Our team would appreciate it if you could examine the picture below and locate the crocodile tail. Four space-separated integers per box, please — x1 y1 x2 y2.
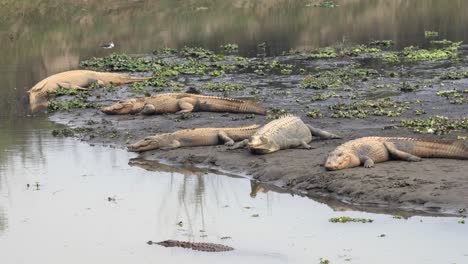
123 76 151 83
411 139 468 159
242 100 266 115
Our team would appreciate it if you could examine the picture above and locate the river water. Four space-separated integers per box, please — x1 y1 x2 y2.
1 1 468 263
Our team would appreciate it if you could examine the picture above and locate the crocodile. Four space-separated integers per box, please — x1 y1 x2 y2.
127 125 260 152
28 70 150 111
230 115 341 154
325 137 468 171
147 240 234 252
128 158 206 176
100 93 266 115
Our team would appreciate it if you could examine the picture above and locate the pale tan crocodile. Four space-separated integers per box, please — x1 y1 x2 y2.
231 114 341 154
325 137 468 170
28 70 149 112
127 125 260 152
100 93 266 115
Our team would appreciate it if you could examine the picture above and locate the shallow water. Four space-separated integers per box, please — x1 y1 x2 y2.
1 0 468 263
1 124 467 264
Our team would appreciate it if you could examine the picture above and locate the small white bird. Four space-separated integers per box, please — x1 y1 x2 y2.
100 41 115 49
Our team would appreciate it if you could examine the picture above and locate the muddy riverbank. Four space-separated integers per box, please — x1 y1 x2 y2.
46 41 468 215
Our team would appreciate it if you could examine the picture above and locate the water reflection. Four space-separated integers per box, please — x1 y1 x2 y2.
2 0 468 117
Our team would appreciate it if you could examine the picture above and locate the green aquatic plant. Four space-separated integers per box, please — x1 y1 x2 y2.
329 216 373 223
311 91 338 101
401 115 468 134
307 47 337 59
369 40 394 48
436 89 467 104
380 52 400 63
130 78 167 96
266 108 288 119
424 31 439 38
220 43 239 53
306 109 323 118
307 0 338 8
402 42 461 61
329 99 411 119
439 70 468 80
48 98 96 112
180 46 213 59
399 82 419 92
300 75 341 90
80 53 165 72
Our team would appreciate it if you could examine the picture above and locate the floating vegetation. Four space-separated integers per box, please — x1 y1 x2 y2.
51 87 80 96
369 40 394 48
180 46 213 59
459 220 465 224
436 89 468 104
380 52 400 63
204 83 246 92
399 82 420 92
307 0 338 8
439 70 468 80
393 214 403 219
402 42 461 61
306 109 323 118
301 75 341 89
329 216 374 223
329 99 412 119
319 258 331 264
401 115 468 134
48 98 96 112
220 43 239 53
80 53 165 72
310 91 338 101
307 47 337 59
130 78 167 96
424 31 439 38
266 108 288 119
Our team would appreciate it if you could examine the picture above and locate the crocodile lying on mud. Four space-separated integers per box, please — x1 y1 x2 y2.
100 93 266 115
231 115 341 154
325 137 468 170
127 125 260 152
147 240 234 252
28 70 150 112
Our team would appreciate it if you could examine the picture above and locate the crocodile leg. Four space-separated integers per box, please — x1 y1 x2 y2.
177 98 195 113
218 132 235 146
300 140 312 149
306 125 341 139
383 142 423 162
57 82 88 90
229 139 249 149
359 155 375 168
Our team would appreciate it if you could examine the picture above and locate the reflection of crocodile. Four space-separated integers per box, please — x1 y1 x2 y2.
128 158 206 176
28 70 150 112
127 125 260 152
100 93 266 115
231 115 340 154
325 137 468 170
148 240 234 252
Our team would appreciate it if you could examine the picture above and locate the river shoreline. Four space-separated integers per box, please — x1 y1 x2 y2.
47 43 468 216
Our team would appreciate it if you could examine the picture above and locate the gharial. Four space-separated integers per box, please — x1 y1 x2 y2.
127 125 261 152
324 137 468 171
230 114 341 154
28 70 150 112
100 93 266 115
147 240 234 252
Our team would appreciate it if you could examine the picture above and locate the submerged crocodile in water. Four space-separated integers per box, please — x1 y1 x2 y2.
324 137 468 171
127 125 260 152
28 70 150 112
147 240 234 252
100 93 266 115
230 114 341 154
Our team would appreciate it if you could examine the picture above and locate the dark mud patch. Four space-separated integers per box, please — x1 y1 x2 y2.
47 43 468 216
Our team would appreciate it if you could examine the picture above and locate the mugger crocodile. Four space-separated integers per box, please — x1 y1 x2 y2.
324 137 468 170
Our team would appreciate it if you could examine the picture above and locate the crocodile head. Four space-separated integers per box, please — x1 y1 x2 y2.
324 149 359 171
247 136 280 154
127 134 172 152
100 98 145 114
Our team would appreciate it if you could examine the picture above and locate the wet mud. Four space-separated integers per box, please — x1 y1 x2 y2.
46 43 468 215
